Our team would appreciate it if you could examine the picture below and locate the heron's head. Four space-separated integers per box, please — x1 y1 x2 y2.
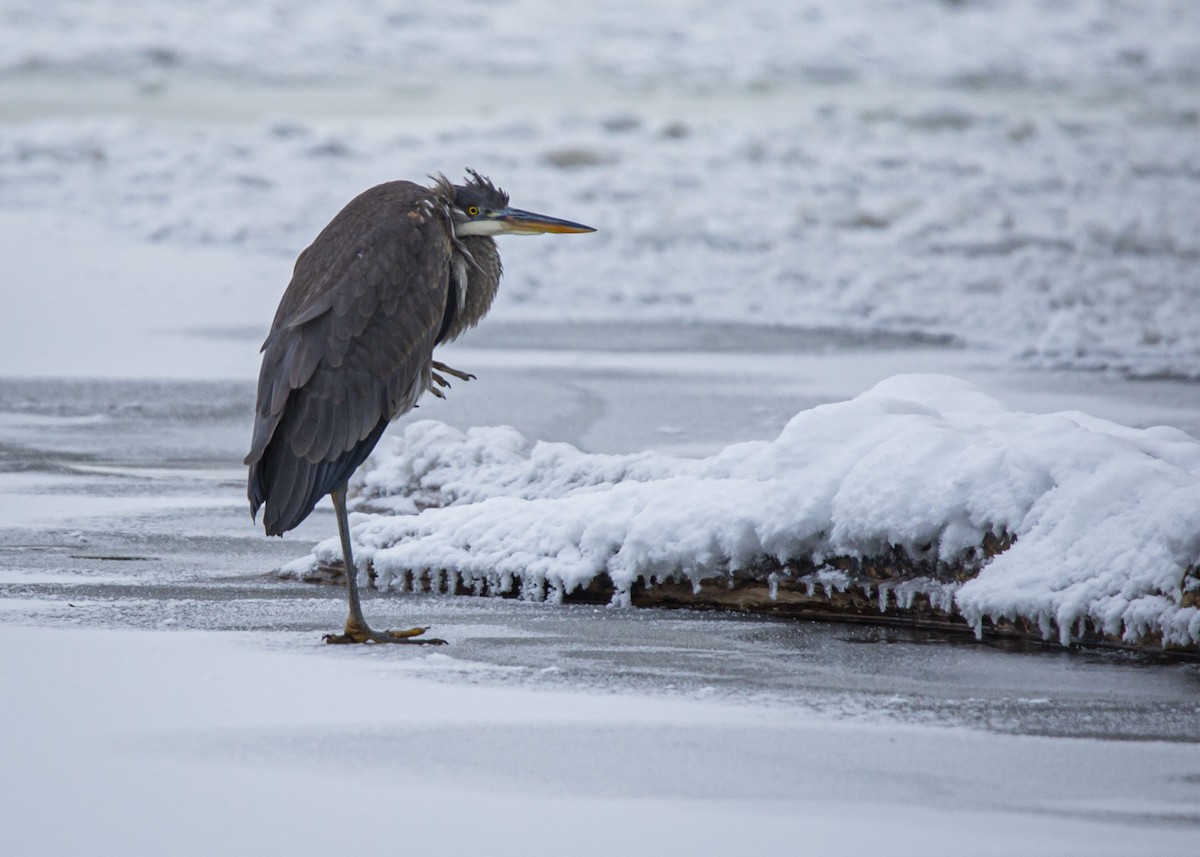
450 169 595 237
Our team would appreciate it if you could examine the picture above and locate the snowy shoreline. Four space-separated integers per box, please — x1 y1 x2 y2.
6 92 1198 378
5 6 1200 379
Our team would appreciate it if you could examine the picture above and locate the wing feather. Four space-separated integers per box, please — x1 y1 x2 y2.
246 181 453 534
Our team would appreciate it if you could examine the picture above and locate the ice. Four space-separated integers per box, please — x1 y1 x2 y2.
301 375 1200 647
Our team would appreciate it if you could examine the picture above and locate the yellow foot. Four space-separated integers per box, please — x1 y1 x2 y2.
323 623 448 645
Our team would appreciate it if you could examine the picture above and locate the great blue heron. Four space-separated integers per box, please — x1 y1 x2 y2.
245 171 594 644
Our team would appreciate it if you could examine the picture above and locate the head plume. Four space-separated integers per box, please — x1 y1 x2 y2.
461 169 509 207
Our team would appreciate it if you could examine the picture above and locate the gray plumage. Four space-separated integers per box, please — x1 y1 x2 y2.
243 170 593 644
248 178 467 534
245 171 591 538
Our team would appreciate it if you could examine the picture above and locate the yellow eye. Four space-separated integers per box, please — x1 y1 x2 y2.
467 206 480 216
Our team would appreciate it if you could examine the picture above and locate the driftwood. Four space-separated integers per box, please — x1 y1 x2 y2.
284 529 1200 658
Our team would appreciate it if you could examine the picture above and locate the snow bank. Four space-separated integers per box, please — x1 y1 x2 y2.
293 375 1200 649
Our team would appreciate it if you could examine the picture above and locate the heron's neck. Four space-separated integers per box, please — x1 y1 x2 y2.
443 236 502 343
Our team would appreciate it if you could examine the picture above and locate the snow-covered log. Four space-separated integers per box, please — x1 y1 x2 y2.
282 375 1200 653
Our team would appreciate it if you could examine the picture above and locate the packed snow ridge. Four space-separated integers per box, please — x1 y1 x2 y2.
289 375 1200 649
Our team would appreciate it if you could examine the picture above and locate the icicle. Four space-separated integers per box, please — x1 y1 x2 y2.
877 585 889 613
1037 612 1053 641
964 608 985 640
767 573 779 602
1122 616 1148 644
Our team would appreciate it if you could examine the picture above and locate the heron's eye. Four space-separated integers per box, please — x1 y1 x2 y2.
467 205 480 217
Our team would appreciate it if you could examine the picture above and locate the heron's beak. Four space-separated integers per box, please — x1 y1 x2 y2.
491 207 596 235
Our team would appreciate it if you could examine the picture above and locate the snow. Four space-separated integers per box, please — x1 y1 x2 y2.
2 0 1198 89
1 2 1199 377
6 101 1200 378
0 209 283 378
295 375 1200 648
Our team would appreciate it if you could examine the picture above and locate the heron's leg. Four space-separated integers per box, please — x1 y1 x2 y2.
323 487 447 646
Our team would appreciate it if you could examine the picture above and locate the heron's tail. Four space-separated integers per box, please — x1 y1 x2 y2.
246 418 389 536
